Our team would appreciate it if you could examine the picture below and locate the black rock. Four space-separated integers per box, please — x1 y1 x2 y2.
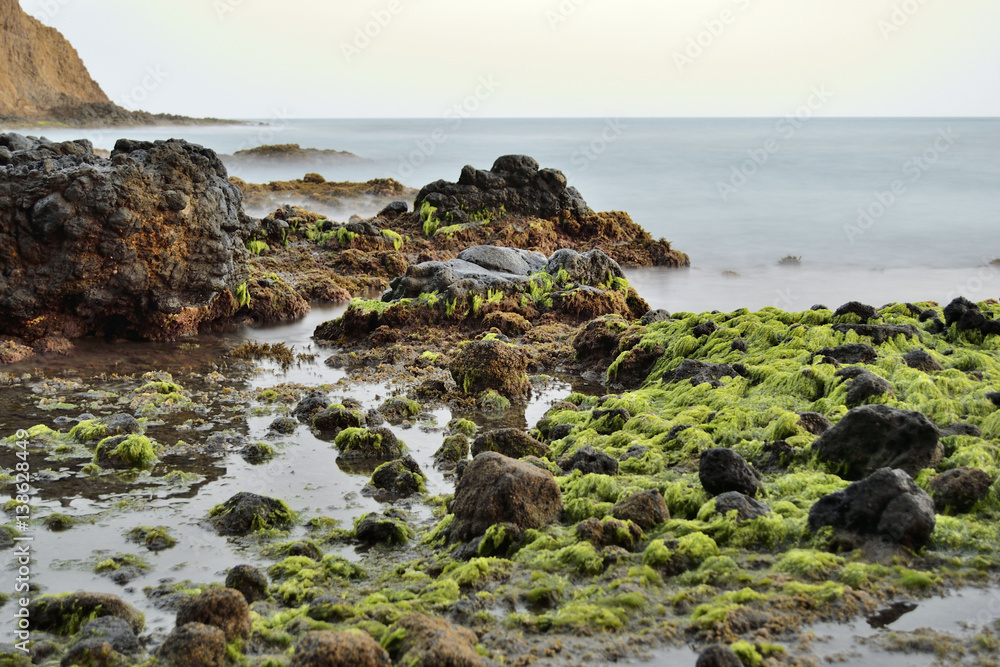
714 491 770 521
836 368 894 405
225 564 269 604
696 645 743 667
797 412 833 435
699 448 762 497
808 468 936 549
560 445 619 476
833 301 877 322
815 343 877 365
663 359 739 388
293 391 330 423
76 616 141 655
378 200 408 218
812 404 941 480
832 323 920 344
640 309 671 325
903 349 944 372
268 416 297 435
730 338 748 352
692 321 717 337
930 467 993 514
940 422 981 438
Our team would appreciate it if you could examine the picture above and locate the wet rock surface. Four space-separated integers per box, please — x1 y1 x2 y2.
699 448 762 498
175 588 251 642
384 614 488 667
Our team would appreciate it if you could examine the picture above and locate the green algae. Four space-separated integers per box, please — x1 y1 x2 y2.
68 419 106 442
95 434 157 469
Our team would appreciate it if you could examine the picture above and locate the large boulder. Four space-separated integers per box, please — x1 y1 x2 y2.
450 452 562 541
27 592 144 635
808 468 936 549
208 492 295 536
472 428 549 459
812 405 942 480
943 296 1000 336
450 338 531 400
545 248 624 285
416 155 588 223
457 245 547 275
930 467 993 514
0 134 254 341
383 614 487 667
157 623 226 667
699 448 762 497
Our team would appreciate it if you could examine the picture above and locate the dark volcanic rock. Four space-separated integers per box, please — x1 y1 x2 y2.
472 428 549 459
225 564 269 604
383 614 486 667
611 489 670 529
450 452 562 541
60 639 129 667
175 588 251 642
640 309 671 325
930 467 993 514
662 359 739 387
608 343 664 389
812 405 941 480
0 134 254 342
416 155 588 223
833 301 877 322
293 391 330 422
699 448 762 497
797 411 833 435
450 338 531 400
208 492 294 536
942 296 1000 337
157 623 227 667
815 343 877 365
714 491 770 521
808 468 936 549
290 630 391 667
836 368 894 405
903 349 944 372
368 455 425 500
354 509 412 545
560 445 619 476
940 422 981 438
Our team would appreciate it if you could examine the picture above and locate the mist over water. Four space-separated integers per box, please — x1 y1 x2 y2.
41 117 1000 311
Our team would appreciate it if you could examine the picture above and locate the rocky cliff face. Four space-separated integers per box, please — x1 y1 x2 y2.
0 0 110 119
0 133 254 341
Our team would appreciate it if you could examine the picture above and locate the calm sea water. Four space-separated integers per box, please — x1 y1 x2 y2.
23 118 1000 312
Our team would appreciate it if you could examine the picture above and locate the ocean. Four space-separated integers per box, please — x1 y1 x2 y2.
25 117 1000 313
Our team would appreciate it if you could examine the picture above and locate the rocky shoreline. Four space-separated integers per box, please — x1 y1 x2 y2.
1 135 999 667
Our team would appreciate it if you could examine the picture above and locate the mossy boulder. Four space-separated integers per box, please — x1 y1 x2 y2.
450 452 562 541
812 405 942 480
481 311 532 337
382 613 486 667
450 338 531 400
378 396 421 423
157 623 226 667
27 592 144 635
312 406 366 434
59 639 130 667
368 456 426 500
93 434 157 469
471 428 549 459
575 516 644 551
930 467 993 514
290 630 390 667
355 509 413 546
294 391 331 422
334 427 404 462
808 467 936 549
434 434 470 469
225 564 270 604
611 489 670 530
208 491 296 535
175 588 251 642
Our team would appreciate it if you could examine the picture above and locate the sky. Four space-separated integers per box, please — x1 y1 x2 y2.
20 0 1000 119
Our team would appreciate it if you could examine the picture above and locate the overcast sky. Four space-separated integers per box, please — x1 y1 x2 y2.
20 0 1000 119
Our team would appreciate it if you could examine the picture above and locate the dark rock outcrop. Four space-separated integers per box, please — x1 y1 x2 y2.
943 296 1000 337
699 448 762 498
815 343 877 365
835 367 894 405
449 452 562 541
28 592 144 635
808 468 936 549
797 412 832 435
903 349 944 372
416 155 588 223
0 134 254 343
367 456 425 501
73 616 141 656
930 467 993 514
696 645 744 667
225 564 269 604
812 405 941 480
208 492 295 536
833 301 877 322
